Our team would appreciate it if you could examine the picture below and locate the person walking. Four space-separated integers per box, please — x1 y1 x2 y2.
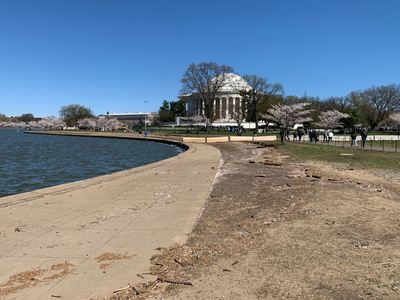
351 131 358 147
293 130 298 141
323 129 328 143
328 130 333 143
299 129 304 142
360 127 368 148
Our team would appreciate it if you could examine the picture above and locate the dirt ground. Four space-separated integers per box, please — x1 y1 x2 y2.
110 142 400 300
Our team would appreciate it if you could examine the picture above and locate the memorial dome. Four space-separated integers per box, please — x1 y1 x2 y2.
212 73 251 93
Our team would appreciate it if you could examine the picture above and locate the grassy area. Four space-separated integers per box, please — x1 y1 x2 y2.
265 141 400 171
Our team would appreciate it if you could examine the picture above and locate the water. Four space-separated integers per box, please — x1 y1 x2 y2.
0 129 185 197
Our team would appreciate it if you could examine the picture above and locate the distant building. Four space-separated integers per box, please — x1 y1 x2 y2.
98 112 152 125
178 73 251 121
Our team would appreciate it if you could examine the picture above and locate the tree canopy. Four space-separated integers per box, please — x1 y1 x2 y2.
314 110 350 129
19 113 34 122
59 104 94 126
263 103 313 143
0 113 8 122
169 100 186 117
180 62 235 131
240 74 283 131
350 84 400 129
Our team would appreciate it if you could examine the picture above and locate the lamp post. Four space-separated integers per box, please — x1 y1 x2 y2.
144 101 147 130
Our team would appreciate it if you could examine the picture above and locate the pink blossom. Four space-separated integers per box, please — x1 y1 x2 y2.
390 112 400 124
263 103 314 129
314 110 350 128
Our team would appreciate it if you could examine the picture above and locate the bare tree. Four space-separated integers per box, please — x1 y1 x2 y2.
263 103 313 143
240 74 283 132
314 110 350 129
323 96 350 111
351 84 400 129
180 62 235 132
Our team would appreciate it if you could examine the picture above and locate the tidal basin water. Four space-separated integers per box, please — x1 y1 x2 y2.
0 129 185 198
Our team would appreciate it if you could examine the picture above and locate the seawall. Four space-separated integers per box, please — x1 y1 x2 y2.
0 131 221 300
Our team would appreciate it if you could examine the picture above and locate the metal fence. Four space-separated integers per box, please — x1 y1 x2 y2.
286 135 399 152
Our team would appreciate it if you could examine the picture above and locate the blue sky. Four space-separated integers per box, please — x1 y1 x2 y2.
1 0 399 118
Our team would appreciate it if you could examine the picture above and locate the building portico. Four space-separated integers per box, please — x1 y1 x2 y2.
180 73 251 122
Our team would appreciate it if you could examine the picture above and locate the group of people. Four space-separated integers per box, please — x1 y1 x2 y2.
280 128 306 142
287 128 334 143
350 127 368 148
282 127 369 148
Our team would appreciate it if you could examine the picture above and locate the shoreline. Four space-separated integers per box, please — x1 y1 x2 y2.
0 132 221 299
0 130 188 199
25 130 190 149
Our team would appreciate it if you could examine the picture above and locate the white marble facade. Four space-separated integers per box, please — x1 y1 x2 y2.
179 73 251 121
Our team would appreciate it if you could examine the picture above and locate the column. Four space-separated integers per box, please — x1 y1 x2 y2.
225 97 229 119
228 97 233 117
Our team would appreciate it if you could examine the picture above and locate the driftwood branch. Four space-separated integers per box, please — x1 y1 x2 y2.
113 283 132 293
174 259 184 267
157 277 193 286
150 254 161 261
141 272 155 275
132 285 140 295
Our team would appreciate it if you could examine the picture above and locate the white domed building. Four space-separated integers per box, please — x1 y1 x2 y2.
178 73 255 126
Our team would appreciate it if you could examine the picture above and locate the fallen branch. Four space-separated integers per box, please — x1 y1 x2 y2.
157 277 193 286
113 283 131 293
174 259 184 267
132 285 140 295
263 161 282 166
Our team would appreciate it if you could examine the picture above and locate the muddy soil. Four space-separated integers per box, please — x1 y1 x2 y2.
110 142 400 300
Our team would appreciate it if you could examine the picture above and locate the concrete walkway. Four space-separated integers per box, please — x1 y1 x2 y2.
0 132 220 299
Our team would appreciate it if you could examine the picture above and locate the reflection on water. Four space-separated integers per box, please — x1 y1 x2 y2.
0 130 184 197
